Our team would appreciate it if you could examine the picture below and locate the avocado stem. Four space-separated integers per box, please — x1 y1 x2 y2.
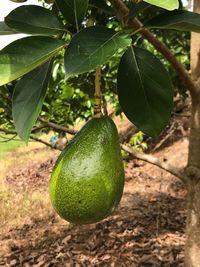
94 67 103 118
103 95 108 116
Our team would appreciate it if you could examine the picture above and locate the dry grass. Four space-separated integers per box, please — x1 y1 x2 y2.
0 138 57 234
0 190 53 233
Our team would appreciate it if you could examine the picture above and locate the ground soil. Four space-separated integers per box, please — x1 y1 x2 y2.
0 129 189 267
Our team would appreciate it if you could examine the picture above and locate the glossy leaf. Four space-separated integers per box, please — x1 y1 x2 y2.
56 0 88 28
117 46 173 137
64 26 131 79
144 0 179 10
12 61 52 141
5 5 65 36
146 10 200 32
0 36 65 86
0 21 17 35
9 0 27 2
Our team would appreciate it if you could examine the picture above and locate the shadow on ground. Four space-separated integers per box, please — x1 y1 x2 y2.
1 190 186 267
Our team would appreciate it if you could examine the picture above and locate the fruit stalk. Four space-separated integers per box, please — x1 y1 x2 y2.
94 67 103 118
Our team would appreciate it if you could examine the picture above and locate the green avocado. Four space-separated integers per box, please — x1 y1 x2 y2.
49 116 125 224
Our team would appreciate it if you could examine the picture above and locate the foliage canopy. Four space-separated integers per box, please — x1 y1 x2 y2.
0 0 196 142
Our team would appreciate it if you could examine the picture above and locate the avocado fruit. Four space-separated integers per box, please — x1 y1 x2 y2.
49 116 125 224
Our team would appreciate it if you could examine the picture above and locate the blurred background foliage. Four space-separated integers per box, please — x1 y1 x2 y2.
0 0 190 136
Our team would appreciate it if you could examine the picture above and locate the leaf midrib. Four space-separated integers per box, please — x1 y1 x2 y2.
131 46 155 134
66 31 128 77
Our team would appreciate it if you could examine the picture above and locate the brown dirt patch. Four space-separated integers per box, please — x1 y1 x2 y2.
0 137 188 266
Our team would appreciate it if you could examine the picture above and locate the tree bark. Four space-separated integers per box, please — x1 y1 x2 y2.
185 180 200 267
190 0 200 86
185 94 200 267
187 0 194 11
110 0 200 265
185 95 200 267
185 1 200 266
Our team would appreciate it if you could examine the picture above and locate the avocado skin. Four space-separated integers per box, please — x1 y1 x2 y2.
49 116 125 224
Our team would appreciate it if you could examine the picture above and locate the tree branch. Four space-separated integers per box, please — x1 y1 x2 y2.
0 127 186 181
38 118 77 135
121 144 185 182
30 136 62 151
0 133 17 142
0 128 16 135
0 128 62 151
0 118 78 137
110 0 198 98
32 124 48 133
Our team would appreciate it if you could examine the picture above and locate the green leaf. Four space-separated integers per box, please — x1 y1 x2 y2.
143 0 179 10
56 0 88 28
0 21 18 35
129 2 151 19
5 5 65 36
117 46 173 138
9 0 27 2
89 0 114 14
12 61 52 142
0 36 65 86
146 10 200 32
64 26 131 79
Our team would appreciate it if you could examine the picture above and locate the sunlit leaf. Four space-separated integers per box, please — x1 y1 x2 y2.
144 0 179 10
5 5 65 35
0 36 65 86
64 26 131 79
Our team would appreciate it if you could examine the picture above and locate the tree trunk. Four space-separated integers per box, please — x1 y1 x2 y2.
185 97 200 267
185 181 200 267
190 0 200 85
185 1 200 265
187 0 193 11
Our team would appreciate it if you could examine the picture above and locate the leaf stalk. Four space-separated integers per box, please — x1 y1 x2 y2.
94 66 103 118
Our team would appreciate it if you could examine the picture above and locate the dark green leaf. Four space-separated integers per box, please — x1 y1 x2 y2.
10 0 27 2
0 21 18 35
0 36 65 86
12 61 52 142
5 5 65 36
117 46 173 137
146 10 200 32
64 26 131 79
56 0 88 28
89 0 114 14
144 0 179 10
129 2 151 19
